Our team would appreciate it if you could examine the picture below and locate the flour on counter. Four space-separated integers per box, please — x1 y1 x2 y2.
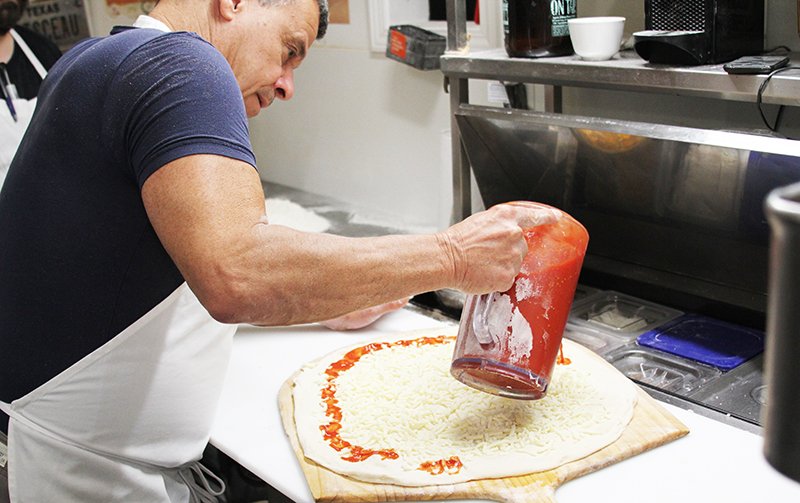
265 198 331 233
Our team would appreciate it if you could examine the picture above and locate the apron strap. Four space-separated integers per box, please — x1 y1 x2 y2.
173 461 226 503
8 29 48 80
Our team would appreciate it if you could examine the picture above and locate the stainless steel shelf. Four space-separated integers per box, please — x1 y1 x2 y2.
441 48 800 106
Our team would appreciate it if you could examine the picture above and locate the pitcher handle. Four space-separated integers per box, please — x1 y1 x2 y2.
472 292 499 346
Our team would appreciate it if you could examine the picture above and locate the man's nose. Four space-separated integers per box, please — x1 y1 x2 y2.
274 68 295 101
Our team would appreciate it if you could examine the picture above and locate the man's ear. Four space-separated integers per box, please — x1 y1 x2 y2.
217 0 244 22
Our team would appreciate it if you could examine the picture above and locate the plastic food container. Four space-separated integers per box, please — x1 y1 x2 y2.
563 323 628 356
637 314 764 371
570 284 603 307
569 291 683 340
604 346 721 395
689 358 765 424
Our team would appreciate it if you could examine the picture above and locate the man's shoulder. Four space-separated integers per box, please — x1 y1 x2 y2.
96 27 224 76
109 26 214 53
65 28 222 81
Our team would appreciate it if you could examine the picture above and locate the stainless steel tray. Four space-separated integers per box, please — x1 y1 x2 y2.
688 355 765 424
604 345 722 395
563 322 628 356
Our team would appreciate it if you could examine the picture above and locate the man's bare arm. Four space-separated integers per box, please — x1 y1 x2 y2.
141 154 554 326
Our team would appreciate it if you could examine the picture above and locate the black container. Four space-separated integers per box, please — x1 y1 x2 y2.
503 0 576 58
763 181 800 483
634 0 764 65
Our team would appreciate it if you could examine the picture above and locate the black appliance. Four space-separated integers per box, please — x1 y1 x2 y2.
763 182 800 483
634 0 764 65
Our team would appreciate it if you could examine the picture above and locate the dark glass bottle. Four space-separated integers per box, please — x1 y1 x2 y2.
503 0 577 58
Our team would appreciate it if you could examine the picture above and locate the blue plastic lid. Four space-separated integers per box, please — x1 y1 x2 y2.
636 314 764 371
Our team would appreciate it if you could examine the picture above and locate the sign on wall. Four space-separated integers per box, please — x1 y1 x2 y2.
18 0 92 52
330 0 349 24
105 0 154 19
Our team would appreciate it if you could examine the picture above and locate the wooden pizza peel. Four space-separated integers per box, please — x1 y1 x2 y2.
277 338 689 503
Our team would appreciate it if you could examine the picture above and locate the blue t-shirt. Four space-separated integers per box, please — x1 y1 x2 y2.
0 27 257 433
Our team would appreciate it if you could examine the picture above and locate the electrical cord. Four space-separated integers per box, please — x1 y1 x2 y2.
764 45 792 55
756 64 800 134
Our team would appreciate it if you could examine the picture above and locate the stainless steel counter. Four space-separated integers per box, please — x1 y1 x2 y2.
441 48 800 106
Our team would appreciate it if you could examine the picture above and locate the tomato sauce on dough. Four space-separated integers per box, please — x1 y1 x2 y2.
320 335 465 474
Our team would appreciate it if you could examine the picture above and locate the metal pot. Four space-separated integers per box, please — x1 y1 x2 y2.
763 181 800 483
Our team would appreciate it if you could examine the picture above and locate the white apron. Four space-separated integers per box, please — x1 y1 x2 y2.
0 283 236 502
0 29 46 190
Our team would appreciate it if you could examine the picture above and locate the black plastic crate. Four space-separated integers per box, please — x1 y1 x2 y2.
386 25 446 71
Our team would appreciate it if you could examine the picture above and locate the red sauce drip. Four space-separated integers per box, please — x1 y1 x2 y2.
320 335 456 465
557 343 572 365
342 445 399 462
418 456 463 475
328 436 351 452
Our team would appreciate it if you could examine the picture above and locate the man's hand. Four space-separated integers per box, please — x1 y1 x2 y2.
436 204 560 294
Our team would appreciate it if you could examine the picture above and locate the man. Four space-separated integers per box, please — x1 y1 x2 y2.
0 0 61 187
0 0 557 500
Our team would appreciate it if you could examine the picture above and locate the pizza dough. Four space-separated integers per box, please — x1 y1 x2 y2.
291 327 637 486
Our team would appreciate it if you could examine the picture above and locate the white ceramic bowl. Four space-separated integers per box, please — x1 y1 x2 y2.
568 16 626 61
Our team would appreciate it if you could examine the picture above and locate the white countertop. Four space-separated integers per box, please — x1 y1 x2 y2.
210 308 800 503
